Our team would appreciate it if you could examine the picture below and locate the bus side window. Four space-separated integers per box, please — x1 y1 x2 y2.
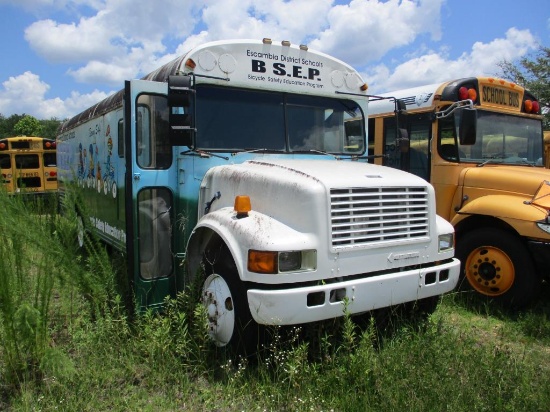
382 115 430 180
439 116 460 161
136 94 171 169
44 153 57 167
0 154 10 168
382 117 399 168
138 188 173 280
408 115 430 181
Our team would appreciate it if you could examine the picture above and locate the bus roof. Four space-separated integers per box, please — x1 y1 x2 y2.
60 39 367 133
368 82 450 116
368 76 537 117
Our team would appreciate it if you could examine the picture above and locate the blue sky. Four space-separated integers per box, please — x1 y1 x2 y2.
0 0 548 120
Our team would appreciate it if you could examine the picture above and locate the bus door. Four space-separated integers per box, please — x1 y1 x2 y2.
382 114 431 181
124 79 178 310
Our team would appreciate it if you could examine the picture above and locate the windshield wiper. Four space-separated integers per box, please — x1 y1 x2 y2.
477 156 536 167
477 159 505 167
180 149 229 160
291 149 340 159
514 158 535 167
233 148 287 155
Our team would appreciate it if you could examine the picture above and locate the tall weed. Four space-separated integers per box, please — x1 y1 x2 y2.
0 189 119 394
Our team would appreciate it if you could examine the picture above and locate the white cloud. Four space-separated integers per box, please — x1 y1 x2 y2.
176 0 333 53
24 0 200 85
0 0 543 119
0 0 103 14
364 27 539 93
20 0 446 88
309 0 445 67
0 71 112 118
25 18 121 63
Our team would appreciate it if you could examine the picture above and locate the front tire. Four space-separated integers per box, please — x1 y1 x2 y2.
201 247 264 356
456 227 540 308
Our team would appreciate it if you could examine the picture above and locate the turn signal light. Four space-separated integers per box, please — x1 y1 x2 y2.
248 250 277 274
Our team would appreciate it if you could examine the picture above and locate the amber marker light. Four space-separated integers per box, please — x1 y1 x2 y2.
234 195 251 218
360 83 368 91
185 58 197 69
248 250 278 274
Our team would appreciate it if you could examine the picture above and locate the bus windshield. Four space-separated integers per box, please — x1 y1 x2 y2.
195 86 365 154
455 111 543 166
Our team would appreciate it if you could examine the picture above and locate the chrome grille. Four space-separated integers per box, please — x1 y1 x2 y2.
330 187 429 248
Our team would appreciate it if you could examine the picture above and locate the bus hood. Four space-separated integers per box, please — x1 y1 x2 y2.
200 158 434 231
460 166 550 199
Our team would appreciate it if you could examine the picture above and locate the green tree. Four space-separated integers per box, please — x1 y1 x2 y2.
13 115 43 136
40 118 63 140
0 113 25 138
498 45 550 129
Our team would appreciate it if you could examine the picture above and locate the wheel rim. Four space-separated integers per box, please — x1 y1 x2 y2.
464 245 515 296
202 274 235 347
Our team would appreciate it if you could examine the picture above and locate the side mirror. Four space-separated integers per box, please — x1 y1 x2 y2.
459 108 477 145
396 99 407 114
396 128 410 153
396 128 411 171
168 75 195 146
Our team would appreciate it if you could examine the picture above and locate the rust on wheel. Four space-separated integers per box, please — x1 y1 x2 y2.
464 245 514 297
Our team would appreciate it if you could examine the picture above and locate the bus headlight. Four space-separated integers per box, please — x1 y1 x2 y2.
279 251 301 272
248 249 317 274
536 222 550 235
438 233 454 252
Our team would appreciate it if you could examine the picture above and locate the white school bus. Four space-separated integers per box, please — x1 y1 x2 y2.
368 77 550 308
57 39 459 354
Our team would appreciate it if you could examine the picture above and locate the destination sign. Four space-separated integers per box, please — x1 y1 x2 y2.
480 82 523 112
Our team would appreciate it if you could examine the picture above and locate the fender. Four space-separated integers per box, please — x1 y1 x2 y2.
186 207 316 284
452 194 549 238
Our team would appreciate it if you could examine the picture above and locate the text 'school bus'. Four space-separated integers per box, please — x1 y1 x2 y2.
368 77 550 308
57 39 460 354
0 136 57 195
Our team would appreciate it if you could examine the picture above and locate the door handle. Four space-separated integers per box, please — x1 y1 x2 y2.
133 173 141 181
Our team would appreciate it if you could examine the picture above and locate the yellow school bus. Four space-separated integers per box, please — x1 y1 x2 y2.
0 136 58 195
368 77 549 308
544 131 550 169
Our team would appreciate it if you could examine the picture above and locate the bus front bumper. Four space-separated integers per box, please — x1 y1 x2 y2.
528 240 550 277
247 258 460 325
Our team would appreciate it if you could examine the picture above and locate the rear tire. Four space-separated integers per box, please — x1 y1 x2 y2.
456 227 540 308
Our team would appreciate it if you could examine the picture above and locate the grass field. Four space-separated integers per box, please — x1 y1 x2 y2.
1 192 549 411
